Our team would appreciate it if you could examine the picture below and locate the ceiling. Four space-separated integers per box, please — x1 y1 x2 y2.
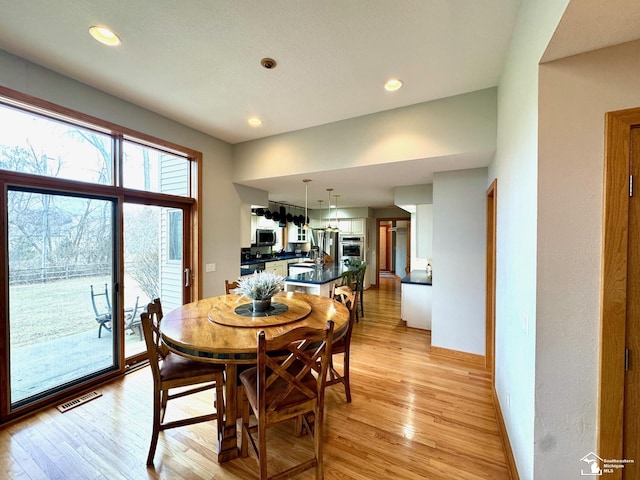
0 0 528 209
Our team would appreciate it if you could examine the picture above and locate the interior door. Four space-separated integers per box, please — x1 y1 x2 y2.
623 127 640 478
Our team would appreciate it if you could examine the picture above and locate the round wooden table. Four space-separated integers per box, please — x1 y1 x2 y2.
161 291 349 463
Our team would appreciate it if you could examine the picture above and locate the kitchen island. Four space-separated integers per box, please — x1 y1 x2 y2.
284 262 349 297
401 270 432 330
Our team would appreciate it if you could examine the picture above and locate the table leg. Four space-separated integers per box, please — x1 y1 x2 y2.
217 363 239 462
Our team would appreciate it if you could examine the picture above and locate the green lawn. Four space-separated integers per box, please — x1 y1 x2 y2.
9 275 143 348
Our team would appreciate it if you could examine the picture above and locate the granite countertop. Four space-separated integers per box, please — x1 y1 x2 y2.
241 253 307 266
285 262 350 285
401 270 433 286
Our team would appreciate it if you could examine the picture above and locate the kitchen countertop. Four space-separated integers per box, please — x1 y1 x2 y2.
401 270 433 286
241 253 308 266
285 262 351 285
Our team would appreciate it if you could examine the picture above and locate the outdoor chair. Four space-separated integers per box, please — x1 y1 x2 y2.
239 320 335 480
90 283 112 338
90 284 142 339
141 298 226 466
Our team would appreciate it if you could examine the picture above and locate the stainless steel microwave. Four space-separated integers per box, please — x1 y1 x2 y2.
256 229 276 246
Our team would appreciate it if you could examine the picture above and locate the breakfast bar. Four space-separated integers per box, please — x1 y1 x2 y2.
284 262 349 297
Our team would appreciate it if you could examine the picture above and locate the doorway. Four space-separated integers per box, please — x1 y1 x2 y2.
486 180 497 376
376 218 410 283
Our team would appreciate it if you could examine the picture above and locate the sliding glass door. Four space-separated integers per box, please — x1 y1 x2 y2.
122 203 186 359
0 88 199 420
7 187 118 408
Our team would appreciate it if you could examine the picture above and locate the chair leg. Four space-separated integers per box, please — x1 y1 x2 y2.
343 350 352 403
314 407 324 480
159 389 169 424
147 389 162 466
258 417 268 480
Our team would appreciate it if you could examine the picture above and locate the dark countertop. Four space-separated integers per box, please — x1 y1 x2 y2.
285 262 350 285
401 270 433 286
241 253 307 266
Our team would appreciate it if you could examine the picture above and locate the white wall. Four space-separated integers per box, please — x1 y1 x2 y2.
535 39 640 479
233 88 497 182
431 168 487 355
0 49 239 298
489 1 569 478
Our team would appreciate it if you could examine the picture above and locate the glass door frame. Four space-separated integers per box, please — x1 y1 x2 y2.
121 194 194 367
0 172 197 421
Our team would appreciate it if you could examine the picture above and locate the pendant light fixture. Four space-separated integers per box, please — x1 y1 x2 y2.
333 194 341 233
326 188 334 231
303 179 311 230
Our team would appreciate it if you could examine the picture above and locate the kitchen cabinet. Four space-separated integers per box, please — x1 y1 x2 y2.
338 218 364 235
264 260 288 277
400 271 432 330
287 225 309 243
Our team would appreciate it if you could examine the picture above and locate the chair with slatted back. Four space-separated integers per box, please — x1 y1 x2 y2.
141 298 226 466
225 280 240 294
327 285 358 403
239 320 335 480
90 283 112 338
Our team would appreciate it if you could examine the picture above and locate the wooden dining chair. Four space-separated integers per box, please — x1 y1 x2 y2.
141 298 226 466
328 285 358 403
239 320 335 480
225 279 240 294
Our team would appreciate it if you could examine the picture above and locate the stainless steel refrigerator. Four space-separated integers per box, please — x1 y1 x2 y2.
312 229 339 261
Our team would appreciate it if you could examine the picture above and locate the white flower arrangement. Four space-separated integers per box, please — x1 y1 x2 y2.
236 270 284 300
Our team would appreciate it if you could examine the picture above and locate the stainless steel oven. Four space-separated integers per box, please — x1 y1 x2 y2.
339 236 364 261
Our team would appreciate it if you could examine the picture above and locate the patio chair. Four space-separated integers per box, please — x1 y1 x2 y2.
90 284 142 339
90 283 112 338
124 296 142 340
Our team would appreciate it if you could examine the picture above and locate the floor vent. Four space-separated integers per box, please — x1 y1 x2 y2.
57 391 102 413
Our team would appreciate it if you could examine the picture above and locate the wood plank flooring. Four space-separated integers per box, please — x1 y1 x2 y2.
0 277 510 479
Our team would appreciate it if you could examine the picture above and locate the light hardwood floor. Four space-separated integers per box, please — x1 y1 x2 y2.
1 277 510 480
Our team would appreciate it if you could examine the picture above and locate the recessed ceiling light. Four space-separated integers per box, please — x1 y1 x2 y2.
248 117 262 127
89 26 121 46
384 79 403 91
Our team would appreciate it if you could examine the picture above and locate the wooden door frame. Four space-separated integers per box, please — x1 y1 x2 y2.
375 217 410 285
486 179 497 375
599 107 640 468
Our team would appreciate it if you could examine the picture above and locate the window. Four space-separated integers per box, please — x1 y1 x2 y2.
0 87 200 421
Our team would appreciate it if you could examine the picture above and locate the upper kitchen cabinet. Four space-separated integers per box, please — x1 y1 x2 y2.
287 225 309 243
338 218 364 235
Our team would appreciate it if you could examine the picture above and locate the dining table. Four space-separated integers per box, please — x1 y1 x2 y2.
160 290 350 463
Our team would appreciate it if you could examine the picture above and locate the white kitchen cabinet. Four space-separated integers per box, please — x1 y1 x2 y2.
350 218 364 234
287 225 309 243
264 260 288 277
401 282 432 330
337 218 364 234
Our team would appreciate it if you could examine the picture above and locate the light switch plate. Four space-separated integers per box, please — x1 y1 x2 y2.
206 263 216 272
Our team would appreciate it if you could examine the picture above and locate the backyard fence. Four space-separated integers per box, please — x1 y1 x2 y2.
9 263 113 285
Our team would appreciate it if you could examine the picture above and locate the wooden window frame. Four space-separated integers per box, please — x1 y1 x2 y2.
0 85 203 422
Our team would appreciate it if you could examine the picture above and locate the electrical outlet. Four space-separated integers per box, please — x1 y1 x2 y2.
205 263 216 272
